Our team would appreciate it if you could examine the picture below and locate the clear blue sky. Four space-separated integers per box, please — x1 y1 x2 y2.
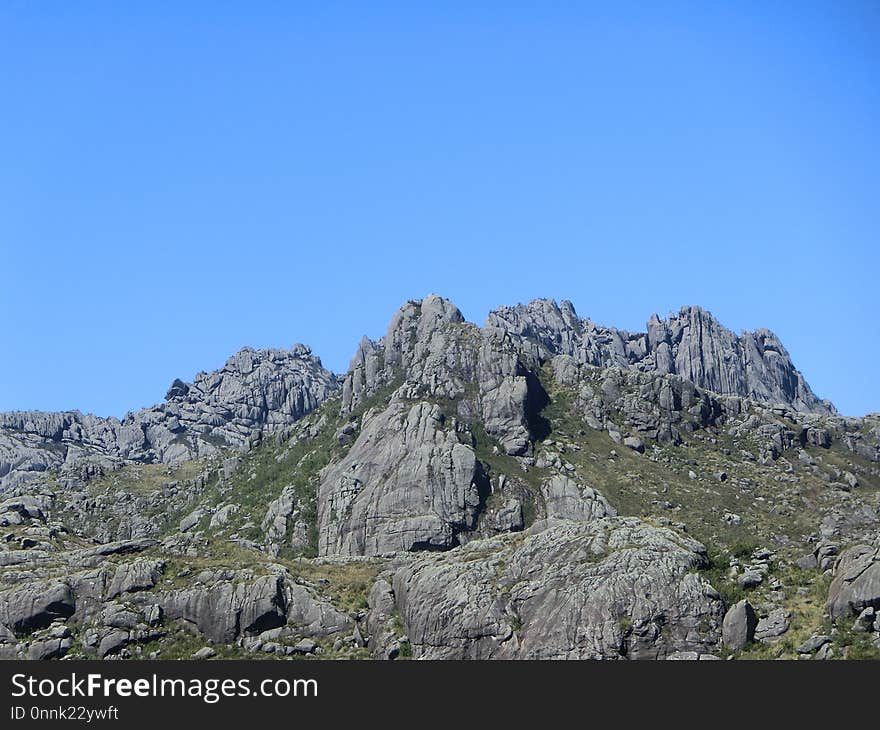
1 2 877 418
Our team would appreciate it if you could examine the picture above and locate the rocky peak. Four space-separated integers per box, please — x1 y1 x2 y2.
163 344 338 430
1 344 339 491
383 295 464 370
341 295 468 414
653 306 833 415
488 299 833 415
485 299 582 364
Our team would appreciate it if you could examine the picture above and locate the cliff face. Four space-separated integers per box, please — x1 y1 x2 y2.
1 295 878 662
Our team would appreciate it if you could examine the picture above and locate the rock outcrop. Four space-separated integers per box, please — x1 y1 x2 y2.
318 401 486 556
0 345 338 491
486 299 834 415
369 518 724 659
158 571 288 643
827 543 880 621
340 295 544 457
0 582 76 635
540 474 616 522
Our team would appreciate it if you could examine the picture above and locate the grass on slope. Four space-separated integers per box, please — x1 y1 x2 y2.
534 364 880 558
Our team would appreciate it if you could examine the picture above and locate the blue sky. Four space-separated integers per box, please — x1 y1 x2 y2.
1 2 877 417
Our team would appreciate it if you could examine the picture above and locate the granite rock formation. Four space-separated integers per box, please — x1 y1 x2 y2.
1 294 878 662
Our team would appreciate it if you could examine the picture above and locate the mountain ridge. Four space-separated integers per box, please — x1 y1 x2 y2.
0 295 846 494
1 296 835 417
0 294 878 661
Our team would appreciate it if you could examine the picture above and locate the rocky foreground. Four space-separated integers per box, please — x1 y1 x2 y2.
1 295 878 660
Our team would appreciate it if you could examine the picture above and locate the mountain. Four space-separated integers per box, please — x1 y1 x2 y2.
1 295 878 661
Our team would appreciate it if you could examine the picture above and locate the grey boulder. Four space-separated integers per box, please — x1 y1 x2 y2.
540 474 616 523
721 599 757 650
827 544 880 620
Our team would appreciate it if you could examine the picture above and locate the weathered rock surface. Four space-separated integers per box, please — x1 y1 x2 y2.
487 299 834 415
340 295 546 457
0 582 75 635
722 599 757 650
318 401 486 556
797 634 832 654
0 545 358 659
107 560 164 599
540 475 616 523
0 345 338 491
157 571 287 644
27 636 72 660
755 608 790 643
827 544 880 620
371 518 724 659
285 582 354 637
